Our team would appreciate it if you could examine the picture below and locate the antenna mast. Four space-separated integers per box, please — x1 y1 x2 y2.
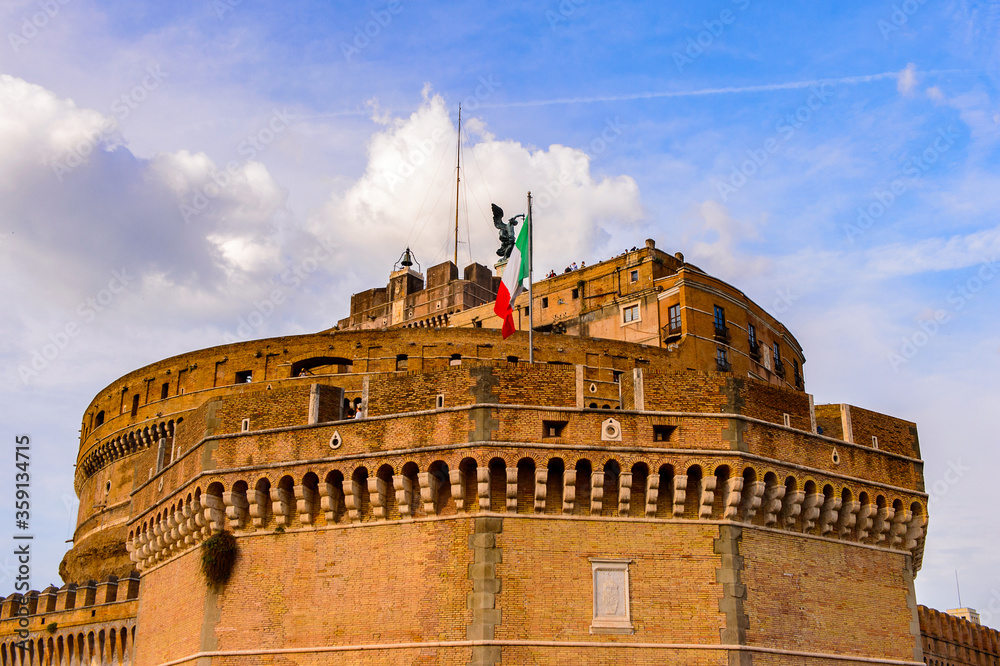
454 104 461 266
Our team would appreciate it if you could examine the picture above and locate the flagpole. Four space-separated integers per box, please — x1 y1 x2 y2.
527 191 533 364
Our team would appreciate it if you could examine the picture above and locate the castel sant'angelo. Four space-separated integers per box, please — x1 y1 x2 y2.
2 238 998 665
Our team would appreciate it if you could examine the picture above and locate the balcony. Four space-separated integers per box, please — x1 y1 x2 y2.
794 372 804 390
716 358 732 373
713 325 730 344
663 323 682 342
774 359 785 378
749 341 761 362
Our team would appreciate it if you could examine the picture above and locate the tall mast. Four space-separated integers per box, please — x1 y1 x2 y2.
527 191 533 364
454 104 461 266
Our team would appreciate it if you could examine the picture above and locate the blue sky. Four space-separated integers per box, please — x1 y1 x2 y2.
1 0 998 624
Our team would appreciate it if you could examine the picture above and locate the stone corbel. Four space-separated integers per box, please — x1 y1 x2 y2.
905 512 927 552
699 476 717 519
320 481 343 523
269 485 293 527
224 491 250 530
418 471 440 516
780 489 805 529
818 495 843 536
672 474 688 517
534 469 548 513
477 467 491 511
889 508 912 548
761 484 786 526
722 477 745 520
870 505 895 544
590 471 605 516
393 474 413 518
856 502 876 541
644 473 660 517
505 467 518 513
342 478 363 523
249 487 268 528
836 500 861 539
450 469 465 512
800 492 824 532
366 476 387 520
562 469 577 514
618 472 632 517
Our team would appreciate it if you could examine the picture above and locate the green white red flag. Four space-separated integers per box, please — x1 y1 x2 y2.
493 211 530 338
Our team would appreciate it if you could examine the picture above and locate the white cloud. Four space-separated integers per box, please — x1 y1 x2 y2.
310 89 645 282
897 63 918 95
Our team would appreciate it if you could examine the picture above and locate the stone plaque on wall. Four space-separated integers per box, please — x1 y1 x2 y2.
589 557 633 634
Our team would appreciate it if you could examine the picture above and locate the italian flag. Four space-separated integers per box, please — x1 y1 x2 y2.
493 211 530 339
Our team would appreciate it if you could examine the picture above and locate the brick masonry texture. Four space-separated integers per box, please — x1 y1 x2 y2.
3 324 976 666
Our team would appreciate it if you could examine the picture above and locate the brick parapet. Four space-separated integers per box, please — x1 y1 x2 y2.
919 605 1000 663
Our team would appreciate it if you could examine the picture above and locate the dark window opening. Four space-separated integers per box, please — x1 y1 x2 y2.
130 394 140 417
653 425 676 442
506 355 518 364
95 410 105 427
749 324 760 359
449 353 462 366
588 402 598 409
235 370 252 384
541 297 549 308
290 356 353 377
571 288 579 299
543 420 568 438
714 305 726 329
396 354 408 371
160 382 169 400
629 269 639 282
612 370 623 384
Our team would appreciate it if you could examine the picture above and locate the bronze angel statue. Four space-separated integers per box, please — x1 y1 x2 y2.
492 203 524 260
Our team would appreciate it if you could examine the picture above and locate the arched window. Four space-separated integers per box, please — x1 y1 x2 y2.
95 410 105 427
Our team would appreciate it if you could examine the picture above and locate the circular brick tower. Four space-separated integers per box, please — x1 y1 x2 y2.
23 322 929 666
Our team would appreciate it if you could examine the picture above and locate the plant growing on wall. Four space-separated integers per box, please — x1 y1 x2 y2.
201 530 237 588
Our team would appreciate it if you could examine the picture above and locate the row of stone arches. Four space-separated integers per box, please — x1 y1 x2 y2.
127 455 927 572
80 419 179 479
1 625 134 666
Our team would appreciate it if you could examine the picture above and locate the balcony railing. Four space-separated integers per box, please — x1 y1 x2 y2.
662 323 682 342
749 341 761 362
774 359 785 378
794 373 804 390
716 358 732 373
714 325 730 343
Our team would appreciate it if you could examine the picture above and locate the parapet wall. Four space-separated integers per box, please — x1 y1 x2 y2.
919 605 1000 664
0 574 139 666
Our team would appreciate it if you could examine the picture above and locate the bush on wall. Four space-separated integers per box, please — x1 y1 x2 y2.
201 530 237 587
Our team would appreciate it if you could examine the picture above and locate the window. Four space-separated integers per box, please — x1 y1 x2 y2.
589 558 633 634
623 304 639 323
160 382 169 400
653 425 676 442
773 342 780 365
716 347 730 372
95 410 105 427
235 370 252 384
713 305 726 330
668 304 681 333
748 324 759 356
396 354 408 371
435 394 445 409
572 288 579 299
130 394 140 417
449 354 462 366
506 356 519 364
241 418 250 432
872 436 879 449
543 420 568 438
629 269 639 283
542 297 549 308
782 413 791 427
